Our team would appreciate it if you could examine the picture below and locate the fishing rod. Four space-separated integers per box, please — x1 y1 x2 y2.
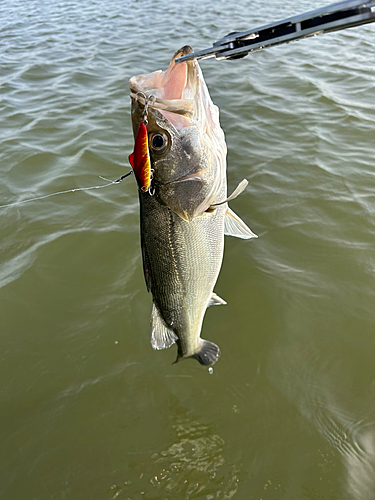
176 0 375 62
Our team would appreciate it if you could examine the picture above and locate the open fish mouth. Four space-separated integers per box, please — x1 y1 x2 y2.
129 46 204 129
129 46 227 221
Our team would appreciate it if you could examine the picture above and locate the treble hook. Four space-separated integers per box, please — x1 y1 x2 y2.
142 94 156 125
134 92 156 126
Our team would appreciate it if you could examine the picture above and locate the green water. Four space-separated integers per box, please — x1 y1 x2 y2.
1 0 375 498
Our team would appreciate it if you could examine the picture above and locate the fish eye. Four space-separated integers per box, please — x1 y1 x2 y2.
149 132 168 154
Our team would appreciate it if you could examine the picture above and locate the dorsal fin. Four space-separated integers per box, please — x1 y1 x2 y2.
150 303 178 350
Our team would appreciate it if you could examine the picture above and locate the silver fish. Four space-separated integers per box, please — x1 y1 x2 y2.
129 46 257 366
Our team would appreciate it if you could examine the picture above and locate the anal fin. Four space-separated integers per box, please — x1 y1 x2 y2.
224 207 258 239
208 292 227 307
150 303 178 350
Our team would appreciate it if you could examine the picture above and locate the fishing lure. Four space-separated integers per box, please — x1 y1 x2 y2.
128 93 155 193
128 121 151 193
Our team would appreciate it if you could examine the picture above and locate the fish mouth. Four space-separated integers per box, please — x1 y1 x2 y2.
129 46 201 129
129 47 227 221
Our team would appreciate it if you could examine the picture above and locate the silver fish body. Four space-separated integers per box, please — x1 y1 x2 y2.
129 46 257 365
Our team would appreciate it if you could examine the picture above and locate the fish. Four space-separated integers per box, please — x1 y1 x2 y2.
129 46 257 366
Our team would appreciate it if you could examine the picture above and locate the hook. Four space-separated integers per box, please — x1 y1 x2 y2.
134 92 156 125
142 94 156 125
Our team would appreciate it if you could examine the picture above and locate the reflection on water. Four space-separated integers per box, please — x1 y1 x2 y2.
109 413 240 499
149 418 238 498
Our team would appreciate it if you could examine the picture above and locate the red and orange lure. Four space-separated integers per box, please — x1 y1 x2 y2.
128 121 151 193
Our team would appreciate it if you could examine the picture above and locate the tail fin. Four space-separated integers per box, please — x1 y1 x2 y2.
193 340 221 366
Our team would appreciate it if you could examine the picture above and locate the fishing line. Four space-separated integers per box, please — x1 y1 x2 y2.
0 170 133 210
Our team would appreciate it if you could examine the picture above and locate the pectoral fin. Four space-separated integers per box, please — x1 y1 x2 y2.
150 303 178 350
210 179 248 208
224 208 258 239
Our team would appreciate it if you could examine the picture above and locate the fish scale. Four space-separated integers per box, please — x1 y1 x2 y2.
140 191 226 358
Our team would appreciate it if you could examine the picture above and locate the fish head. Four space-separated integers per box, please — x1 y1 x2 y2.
129 46 227 221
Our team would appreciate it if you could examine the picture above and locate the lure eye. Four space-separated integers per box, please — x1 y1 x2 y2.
149 132 168 154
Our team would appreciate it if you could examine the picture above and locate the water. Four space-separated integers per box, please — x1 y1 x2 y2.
1 0 375 498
